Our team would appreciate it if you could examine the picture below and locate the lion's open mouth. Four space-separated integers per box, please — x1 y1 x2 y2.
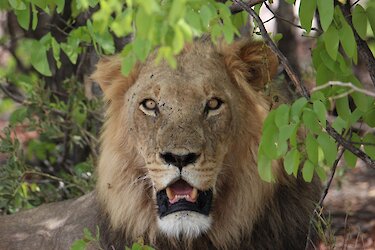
156 179 213 218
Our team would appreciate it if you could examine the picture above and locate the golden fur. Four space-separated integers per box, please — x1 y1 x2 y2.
92 39 320 250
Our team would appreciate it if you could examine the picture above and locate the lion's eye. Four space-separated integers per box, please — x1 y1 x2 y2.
140 99 158 116
206 98 223 111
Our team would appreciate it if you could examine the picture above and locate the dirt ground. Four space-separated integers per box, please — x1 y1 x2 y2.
321 163 375 249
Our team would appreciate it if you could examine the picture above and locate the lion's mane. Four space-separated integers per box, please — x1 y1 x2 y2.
92 39 320 250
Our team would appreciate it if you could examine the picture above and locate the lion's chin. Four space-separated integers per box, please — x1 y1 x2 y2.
157 211 212 239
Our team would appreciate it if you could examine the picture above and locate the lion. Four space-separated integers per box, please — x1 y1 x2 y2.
0 38 320 250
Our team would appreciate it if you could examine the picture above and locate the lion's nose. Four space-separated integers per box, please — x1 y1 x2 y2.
160 152 200 170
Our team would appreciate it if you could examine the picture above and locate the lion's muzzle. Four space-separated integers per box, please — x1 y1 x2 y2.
156 179 213 218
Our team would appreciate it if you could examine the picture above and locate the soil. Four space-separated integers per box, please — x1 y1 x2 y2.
320 163 375 250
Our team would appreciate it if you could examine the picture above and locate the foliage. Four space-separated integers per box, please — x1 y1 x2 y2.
257 0 375 182
0 78 99 214
0 0 374 244
70 227 154 250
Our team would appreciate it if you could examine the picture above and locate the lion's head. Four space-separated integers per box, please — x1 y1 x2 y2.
92 39 282 248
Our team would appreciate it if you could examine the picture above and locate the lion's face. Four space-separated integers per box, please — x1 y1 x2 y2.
93 39 279 246
126 51 238 237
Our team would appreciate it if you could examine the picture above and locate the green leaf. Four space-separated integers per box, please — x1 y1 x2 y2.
55 0 65 13
61 43 79 64
172 26 184 54
313 100 327 128
339 22 356 59
299 0 317 33
335 96 351 121
222 23 235 43
138 0 160 15
31 3 38 30
290 97 308 120
279 124 296 142
70 239 87 250
324 24 339 60
177 19 193 43
168 0 186 24
317 133 337 166
51 37 61 68
31 0 46 9
186 9 202 33
83 228 94 241
352 5 367 40
332 116 348 133
352 91 372 113
276 138 288 158
316 64 333 85
260 123 279 159
9 0 26 10
72 102 87 126
14 4 30 30
302 160 315 182
363 133 375 159
315 166 327 181
275 104 290 128
231 11 248 30
200 5 214 28
30 41 52 76
344 150 357 168
74 162 92 176
133 38 151 62
366 7 375 36
303 109 321 134
284 148 300 176
257 153 273 182
135 8 152 38
363 107 375 127
121 54 136 76
10 107 28 125
349 108 364 126
317 0 333 31
306 134 319 164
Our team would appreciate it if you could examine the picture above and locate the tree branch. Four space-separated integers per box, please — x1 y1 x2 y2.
305 147 345 250
0 84 25 103
338 1 375 87
264 3 322 33
312 81 375 98
232 0 310 98
230 0 266 14
231 0 375 169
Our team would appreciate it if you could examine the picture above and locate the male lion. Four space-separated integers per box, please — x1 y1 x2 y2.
0 39 320 250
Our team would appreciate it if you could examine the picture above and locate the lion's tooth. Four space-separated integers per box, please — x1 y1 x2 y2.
166 187 174 200
190 188 198 200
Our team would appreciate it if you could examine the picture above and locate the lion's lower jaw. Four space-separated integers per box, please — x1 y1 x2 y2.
157 211 212 239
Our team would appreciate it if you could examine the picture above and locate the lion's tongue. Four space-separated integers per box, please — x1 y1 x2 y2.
166 180 198 204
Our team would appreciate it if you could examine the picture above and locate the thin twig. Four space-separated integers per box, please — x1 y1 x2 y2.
230 0 266 14
0 83 68 118
232 0 310 98
0 84 25 103
351 0 361 8
312 81 375 98
305 147 345 250
350 141 375 146
232 0 375 169
264 3 322 33
326 125 374 168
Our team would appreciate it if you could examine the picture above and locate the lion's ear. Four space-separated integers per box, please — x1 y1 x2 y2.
91 56 140 100
222 40 279 90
